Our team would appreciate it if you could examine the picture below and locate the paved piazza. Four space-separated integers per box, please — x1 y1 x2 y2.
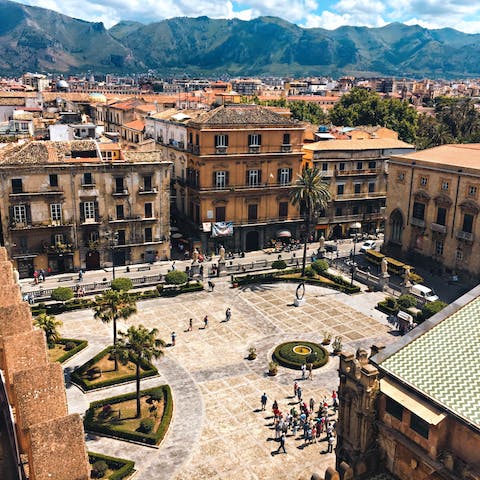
59 281 396 480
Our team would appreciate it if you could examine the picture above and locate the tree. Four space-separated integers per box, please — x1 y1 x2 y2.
93 289 137 371
34 313 63 348
115 325 165 418
164 270 188 285
111 277 133 292
290 166 331 276
51 286 73 303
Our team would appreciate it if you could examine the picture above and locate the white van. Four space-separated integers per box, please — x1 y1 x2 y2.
410 284 439 303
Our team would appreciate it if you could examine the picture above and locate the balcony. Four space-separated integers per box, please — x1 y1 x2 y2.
281 144 292 153
430 222 447 234
9 188 64 197
410 217 426 228
112 189 129 197
80 217 102 225
138 187 158 195
197 182 292 192
334 191 387 201
215 146 228 155
108 215 157 223
248 145 260 154
187 143 200 155
334 168 381 177
456 230 474 242
9 220 73 230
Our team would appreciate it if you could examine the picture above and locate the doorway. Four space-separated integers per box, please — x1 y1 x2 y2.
245 231 259 251
86 250 100 270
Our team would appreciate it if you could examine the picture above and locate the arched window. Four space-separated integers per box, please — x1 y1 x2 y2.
390 209 404 244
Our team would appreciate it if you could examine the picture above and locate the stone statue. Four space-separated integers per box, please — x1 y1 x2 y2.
403 265 411 286
192 248 199 263
219 245 225 262
318 235 325 252
12 267 20 284
381 257 388 275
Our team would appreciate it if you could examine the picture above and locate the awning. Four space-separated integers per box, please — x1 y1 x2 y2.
276 230 292 238
380 378 446 425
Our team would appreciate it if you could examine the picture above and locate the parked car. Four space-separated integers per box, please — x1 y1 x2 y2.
410 284 439 303
360 240 377 253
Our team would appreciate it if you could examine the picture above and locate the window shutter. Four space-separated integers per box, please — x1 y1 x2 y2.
9 206 14 222
248 134 252 146
258 134 262 146
277 169 281 183
225 135 229 146
25 204 32 224
213 171 217 187
79 202 85 223
258 170 262 184
225 171 229 186
51 234 56 246
289 168 293 183
94 201 99 222
246 170 250 185
214 135 218 147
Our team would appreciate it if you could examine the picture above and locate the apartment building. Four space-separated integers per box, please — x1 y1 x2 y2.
0 139 171 278
303 138 414 239
385 144 480 276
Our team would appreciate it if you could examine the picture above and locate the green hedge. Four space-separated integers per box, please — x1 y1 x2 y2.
273 341 329 370
54 338 88 363
70 346 158 391
157 282 204 297
84 386 173 446
376 300 399 316
88 452 135 480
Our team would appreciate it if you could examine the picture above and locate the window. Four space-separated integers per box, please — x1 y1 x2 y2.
214 171 228 189
53 233 64 246
356 161 363 170
144 227 152 243
117 230 126 245
248 204 258 221
368 182 375 193
420 176 428 187
456 248 463 261
83 172 93 185
214 134 229 147
469 185 477 197
354 183 361 194
116 204 124 220
13 205 26 223
385 397 404 421
88 231 99 243
282 133 290 145
247 169 261 187
115 177 125 193
84 201 95 220
11 178 23 194
435 240 444 256
279 202 288 218
49 174 58 187
278 168 292 185
144 202 153 218
50 203 62 222
215 206 226 222
398 172 406 182
368 161 376 169
143 175 152 191
337 184 344 195
441 180 449 191
462 213 474 233
412 202 425 220
248 134 262 146
335 207 343 216
410 413 429 439
436 207 447 225
339 162 345 171
321 162 328 172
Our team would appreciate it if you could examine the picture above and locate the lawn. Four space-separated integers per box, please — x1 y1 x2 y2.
47 338 87 363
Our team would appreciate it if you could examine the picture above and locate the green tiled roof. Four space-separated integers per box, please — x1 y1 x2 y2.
381 296 480 428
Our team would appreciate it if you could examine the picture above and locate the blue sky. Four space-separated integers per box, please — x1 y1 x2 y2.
16 0 480 33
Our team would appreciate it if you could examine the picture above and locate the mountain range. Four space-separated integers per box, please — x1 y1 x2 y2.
2 0 480 78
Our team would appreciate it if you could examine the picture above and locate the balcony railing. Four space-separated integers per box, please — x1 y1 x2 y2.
249 145 260 154
9 220 73 230
215 146 228 154
112 189 129 196
138 187 158 195
197 182 292 192
430 222 447 234
456 230 474 241
187 143 200 155
334 168 382 176
281 144 292 153
9 189 64 196
334 191 386 201
410 217 426 228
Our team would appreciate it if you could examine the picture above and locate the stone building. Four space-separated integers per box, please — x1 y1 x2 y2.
385 144 480 276
0 247 90 479
330 284 480 480
303 138 414 239
0 139 171 278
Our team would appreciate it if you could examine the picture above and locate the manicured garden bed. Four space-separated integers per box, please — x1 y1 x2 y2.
88 452 135 480
70 346 158 391
273 341 329 370
47 338 88 363
84 386 172 446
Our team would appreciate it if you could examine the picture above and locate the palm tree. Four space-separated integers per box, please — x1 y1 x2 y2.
34 313 63 348
93 289 137 371
290 166 331 276
115 325 165 418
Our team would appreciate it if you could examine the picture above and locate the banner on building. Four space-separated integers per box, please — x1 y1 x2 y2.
211 221 234 237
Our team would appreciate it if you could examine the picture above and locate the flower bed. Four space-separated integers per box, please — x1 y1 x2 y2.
273 341 329 370
88 452 135 480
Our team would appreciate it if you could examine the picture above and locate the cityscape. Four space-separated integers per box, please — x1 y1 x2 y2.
0 1 478 480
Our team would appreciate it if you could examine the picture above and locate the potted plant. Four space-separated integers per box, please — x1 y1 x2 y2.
322 332 332 345
332 336 343 355
268 361 278 376
247 347 257 360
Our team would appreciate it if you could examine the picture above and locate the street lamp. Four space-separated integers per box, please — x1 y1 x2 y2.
350 222 361 286
105 231 119 280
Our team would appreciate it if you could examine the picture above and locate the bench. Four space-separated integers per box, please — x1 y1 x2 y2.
58 276 74 282
137 266 151 272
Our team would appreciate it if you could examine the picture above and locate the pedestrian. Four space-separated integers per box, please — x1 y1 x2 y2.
33 270 39 284
332 390 338 410
309 397 315 413
225 307 231 321
203 315 208 328
297 386 302 402
188 318 193 331
301 363 306 380
28 292 35 305
171 261 176 271
208 280 215 292
272 399 278 411
78 269 83 282
327 434 335 453
307 363 313 380
261 392 267 411
171 331 176 346
293 381 298 398
276 433 287 454
199 265 204 277
39 269 45 282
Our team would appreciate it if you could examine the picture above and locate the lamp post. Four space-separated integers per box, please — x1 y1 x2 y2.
350 222 361 286
106 231 119 280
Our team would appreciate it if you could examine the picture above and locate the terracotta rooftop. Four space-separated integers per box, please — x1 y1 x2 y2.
304 138 414 152
391 143 480 170
124 119 145 131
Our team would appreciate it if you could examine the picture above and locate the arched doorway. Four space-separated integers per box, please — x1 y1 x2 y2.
245 231 259 251
389 209 404 244
86 250 100 270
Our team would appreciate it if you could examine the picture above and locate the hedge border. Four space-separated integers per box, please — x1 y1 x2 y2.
88 452 135 480
84 385 173 446
272 341 329 370
70 346 158 391
53 338 88 363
